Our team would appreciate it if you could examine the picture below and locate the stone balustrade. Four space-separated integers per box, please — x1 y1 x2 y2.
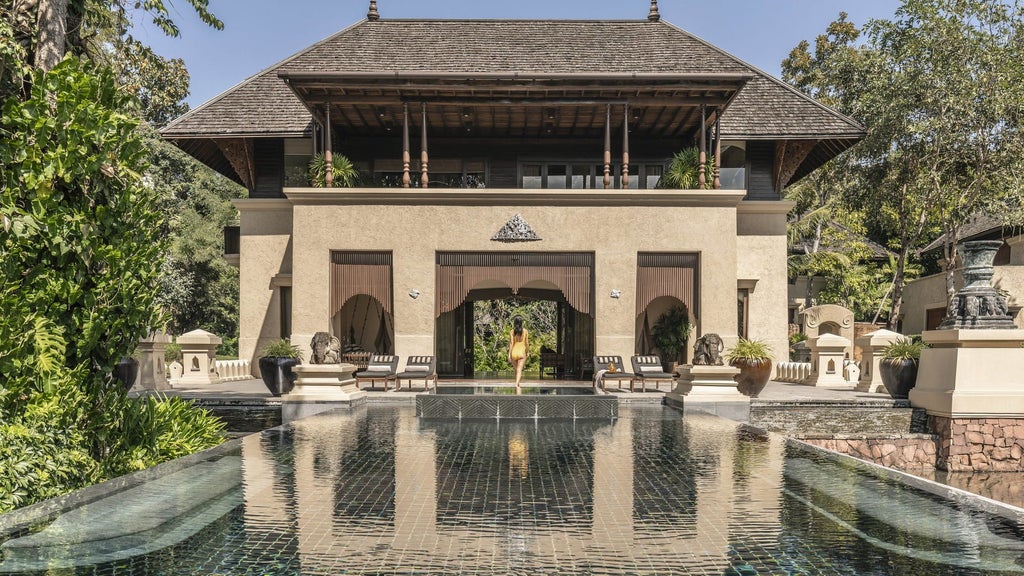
215 359 251 382
774 362 811 383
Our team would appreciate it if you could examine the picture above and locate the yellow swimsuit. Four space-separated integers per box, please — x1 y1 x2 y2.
510 332 527 361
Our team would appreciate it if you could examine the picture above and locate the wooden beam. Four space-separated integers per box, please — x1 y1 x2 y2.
714 116 722 190
698 104 707 189
420 103 429 188
603 104 611 190
325 106 334 187
300 96 733 107
775 140 818 191
622 104 630 189
402 103 411 188
215 138 254 191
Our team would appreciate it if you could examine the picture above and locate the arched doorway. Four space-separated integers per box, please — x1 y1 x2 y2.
330 251 394 355
435 252 594 378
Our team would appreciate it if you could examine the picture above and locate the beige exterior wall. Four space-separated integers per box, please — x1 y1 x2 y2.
234 199 293 373
237 189 791 374
737 203 794 370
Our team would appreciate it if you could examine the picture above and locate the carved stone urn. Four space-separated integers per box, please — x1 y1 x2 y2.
939 240 1016 330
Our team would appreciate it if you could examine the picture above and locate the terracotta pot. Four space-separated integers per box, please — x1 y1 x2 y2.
258 357 300 397
731 359 772 398
879 358 918 399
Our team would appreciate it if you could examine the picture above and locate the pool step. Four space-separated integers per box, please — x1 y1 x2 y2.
749 399 928 435
417 394 617 420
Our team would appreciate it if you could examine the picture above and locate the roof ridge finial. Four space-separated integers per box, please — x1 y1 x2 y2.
367 0 380 21
648 0 661 22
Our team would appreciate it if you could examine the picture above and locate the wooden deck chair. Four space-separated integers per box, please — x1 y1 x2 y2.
394 356 437 392
630 355 675 392
355 354 399 391
592 355 636 392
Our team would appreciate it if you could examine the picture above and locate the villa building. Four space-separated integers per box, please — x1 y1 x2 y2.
161 1 864 377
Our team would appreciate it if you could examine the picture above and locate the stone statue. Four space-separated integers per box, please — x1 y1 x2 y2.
692 333 724 366
310 332 342 364
939 241 1016 330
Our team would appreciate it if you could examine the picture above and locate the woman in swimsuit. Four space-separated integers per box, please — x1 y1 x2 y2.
507 316 529 394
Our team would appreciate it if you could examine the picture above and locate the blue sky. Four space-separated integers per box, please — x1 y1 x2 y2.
135 1 903 108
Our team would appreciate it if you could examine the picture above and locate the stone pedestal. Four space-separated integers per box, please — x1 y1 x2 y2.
910 329 1024 418
136 331 172 391
802 333 853 389
284 363 365 401
855 328 902 393
666 365 744 404
176 329 222 386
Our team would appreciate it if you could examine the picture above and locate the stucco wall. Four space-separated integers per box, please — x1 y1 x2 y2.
234 199 293 373
737 205 791 370
237 190 791 375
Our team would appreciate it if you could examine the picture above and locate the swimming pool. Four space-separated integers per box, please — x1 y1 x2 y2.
1 405 1022 575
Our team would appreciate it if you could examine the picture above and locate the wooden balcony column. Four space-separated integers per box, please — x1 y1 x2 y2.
402 103 411 188
603 104 612 189
622 104 630 189
325 105 334 187
420 103 429 188
698 104 707 189
714 112 722 190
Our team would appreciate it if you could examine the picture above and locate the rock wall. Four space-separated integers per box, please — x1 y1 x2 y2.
930 416 1024 472
800 435 938 471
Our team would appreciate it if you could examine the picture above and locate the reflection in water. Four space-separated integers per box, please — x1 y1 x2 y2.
507 427 529 480
3 405 1023 575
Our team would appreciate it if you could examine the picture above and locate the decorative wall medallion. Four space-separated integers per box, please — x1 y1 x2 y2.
491 214 541 243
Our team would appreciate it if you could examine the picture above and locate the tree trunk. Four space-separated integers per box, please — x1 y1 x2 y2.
34 0 68 71
887 248 909 331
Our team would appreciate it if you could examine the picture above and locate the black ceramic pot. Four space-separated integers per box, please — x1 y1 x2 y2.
115 357 139 391
258 357 299 397
879 359 918 399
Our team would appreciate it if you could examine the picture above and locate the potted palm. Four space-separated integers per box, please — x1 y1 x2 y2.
258 339 303 396
726 338 774 398
308 153 360 188
658 147 715 190
879 337 925 399
652 305 691 372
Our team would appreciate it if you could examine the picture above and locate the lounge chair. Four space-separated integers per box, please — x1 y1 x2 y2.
592 355 636 392
630 355 676 392
355 354 399 391
394 356 437 392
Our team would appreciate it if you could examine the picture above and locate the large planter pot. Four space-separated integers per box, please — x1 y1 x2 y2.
879 358 918 399
731 359 772 398
259 357 300 397
115 357 139 391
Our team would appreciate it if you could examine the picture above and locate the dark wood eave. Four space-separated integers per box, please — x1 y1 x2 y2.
278 71 752 140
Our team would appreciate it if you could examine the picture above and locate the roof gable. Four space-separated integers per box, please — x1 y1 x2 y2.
162 18 862 143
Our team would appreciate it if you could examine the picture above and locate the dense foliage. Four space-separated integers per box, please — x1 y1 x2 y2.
472 300 557 374
783 1 1024 325
0 7 227 513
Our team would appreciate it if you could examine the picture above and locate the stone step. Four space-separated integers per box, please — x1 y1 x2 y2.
749 399 927 435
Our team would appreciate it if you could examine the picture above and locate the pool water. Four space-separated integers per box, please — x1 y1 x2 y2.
1 405 1023 575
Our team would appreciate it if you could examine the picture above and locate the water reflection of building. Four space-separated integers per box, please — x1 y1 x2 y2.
240 406 788 573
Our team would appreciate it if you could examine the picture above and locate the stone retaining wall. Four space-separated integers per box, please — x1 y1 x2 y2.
799 435 939 471
930 416 1024 472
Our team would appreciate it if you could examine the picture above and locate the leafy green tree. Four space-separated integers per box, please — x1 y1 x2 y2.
783 2 1024 327
858 0 1024 304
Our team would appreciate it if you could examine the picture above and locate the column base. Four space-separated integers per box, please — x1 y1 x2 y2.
284 363 365 402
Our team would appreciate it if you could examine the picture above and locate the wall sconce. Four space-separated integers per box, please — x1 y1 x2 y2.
610 290 622 299
408 289 421 299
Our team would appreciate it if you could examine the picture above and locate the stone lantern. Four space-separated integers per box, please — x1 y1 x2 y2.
176 329 222 386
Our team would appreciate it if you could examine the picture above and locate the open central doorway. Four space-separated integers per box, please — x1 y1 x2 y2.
434 252 595 379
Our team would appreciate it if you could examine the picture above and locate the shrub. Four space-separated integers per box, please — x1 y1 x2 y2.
308 153 360 187
259 338 303 360
881 337 926 362
725 338 774 363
